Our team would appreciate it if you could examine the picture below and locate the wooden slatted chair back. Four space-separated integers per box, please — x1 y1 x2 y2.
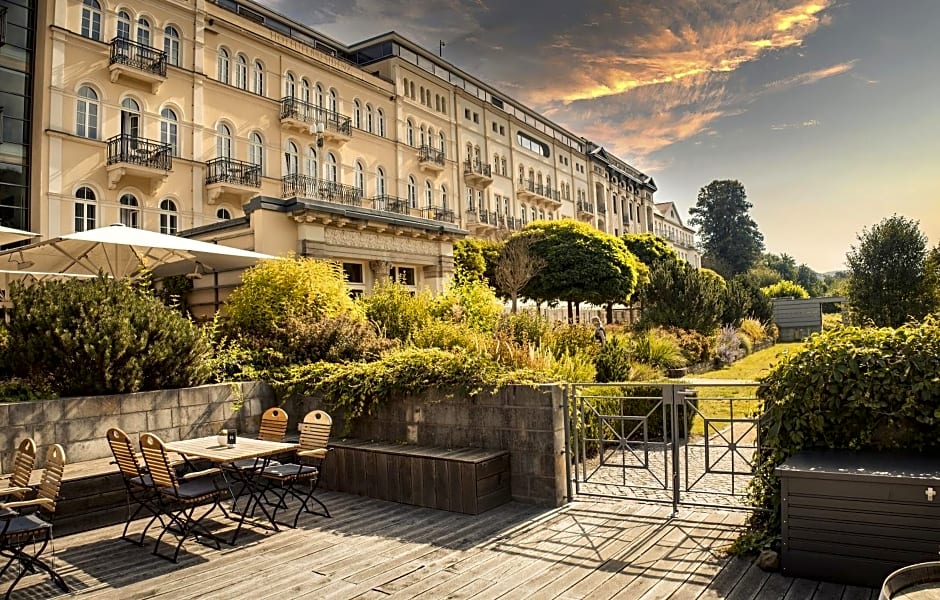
298 410 332 452
8 437 37 500
139 433 179 491
258 407 289 442
107 428 144 479
36 444 66 516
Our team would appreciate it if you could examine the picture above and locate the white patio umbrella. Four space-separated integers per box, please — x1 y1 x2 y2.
0 223 274 280
0 224 39 246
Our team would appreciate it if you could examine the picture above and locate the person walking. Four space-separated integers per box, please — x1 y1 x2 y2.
593 318 607 345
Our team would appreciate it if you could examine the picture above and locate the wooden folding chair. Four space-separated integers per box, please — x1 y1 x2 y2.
254 410 333 528
0 444 69 598
0 438 37 504
106 428 165 546
139 433 226 563
231 407 289 471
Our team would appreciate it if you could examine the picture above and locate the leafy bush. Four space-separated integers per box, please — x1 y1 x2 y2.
632 330 685 369
498 311 553 347
431 279 502 333
411 319 481 352
714 325 746 365
736 317 940 554
761 280 809 299
595 335 634 382
641 261 726 334
225 256 359 341
657 327 715 365
4 277 211 396
360 280 433 341
549 323 597 359
738 318 768 345
453 238 502 287
722 275 773 325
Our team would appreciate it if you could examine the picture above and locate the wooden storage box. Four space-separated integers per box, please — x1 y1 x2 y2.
778 451 940 587
320 439 511 515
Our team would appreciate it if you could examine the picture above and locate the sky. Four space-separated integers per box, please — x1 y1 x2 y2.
259 0 940 273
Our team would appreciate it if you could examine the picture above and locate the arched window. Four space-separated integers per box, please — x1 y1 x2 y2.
159 199 178 234
466 143 473 161
160 108 178 156
424 180 432 208
304 146 318 178
520 204 527 224
249 132 264 174
300 78 310 105
120 97 140 138
441 185 448 210
116 10 131 40
74 186 96 232
284 72 295 98
328 89 337 113
314 84 323 108
407 176 417 208
539 209 545 221
531 207 537 223
325 152 338 183
136 17 151 47
494 153 499 170
235 54 248 90
216 123 232 158
406 120 415 146
164 26 181 66
252 60 265 95
402 77 409 95
119 194 140 228
420 125 426 148
419 87 424 104
365 104 374 133
409 81 415 99
518 164 525 183
466 186 474 211
439 132 445 155
354 161 364 193
546 176 552 191
217 48 230 84
376 167 386 197
81 0 102 40
501 157 507 176
284 141 298 175
352 100 361 129
76 86 99 139
377 109 386 137
216 207 233 220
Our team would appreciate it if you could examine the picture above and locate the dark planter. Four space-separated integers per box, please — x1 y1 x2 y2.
666 367 687 378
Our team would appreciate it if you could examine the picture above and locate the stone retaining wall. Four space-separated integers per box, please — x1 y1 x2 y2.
0 382 274 472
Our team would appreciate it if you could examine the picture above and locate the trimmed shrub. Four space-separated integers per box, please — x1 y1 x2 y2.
360 280 433 341
736 317 940 554
4 277 211 396
761 280 809 299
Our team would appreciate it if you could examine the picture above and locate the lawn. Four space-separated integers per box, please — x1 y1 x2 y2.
685 342 804 437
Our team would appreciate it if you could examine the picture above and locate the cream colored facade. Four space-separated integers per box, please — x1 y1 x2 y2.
653 202 701 268
35 0 678 307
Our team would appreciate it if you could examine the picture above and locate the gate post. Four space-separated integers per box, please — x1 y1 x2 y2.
563 384 573 502
666 384 681 516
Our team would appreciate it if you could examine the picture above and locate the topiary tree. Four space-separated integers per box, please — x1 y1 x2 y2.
4 277 211 396
846 215 938 327
640 260 726 334
761 280 810 299
621 233 680 269
453 238 502 287
521 219 641 321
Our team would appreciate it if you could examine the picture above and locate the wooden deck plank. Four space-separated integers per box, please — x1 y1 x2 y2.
723 560 772 600
780 577 819 599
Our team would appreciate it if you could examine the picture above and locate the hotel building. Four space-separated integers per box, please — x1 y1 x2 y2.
32 0 698 309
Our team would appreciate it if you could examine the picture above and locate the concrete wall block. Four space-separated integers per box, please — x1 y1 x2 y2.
179 384 226 407
147 408 176 432
472 390 507 407
147 427 182 444
7 401 44 426
41 400 63 423
63 396 120 420
61 437 110 465
506 385 557 409
121 389 179 414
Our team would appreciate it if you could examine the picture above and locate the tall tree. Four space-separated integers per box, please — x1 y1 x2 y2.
453 238 502 287
762 253 798 282
639 261 726 334
688 180 764 278
795 264 824 297
846 215 938 327
495 234 546 313
521 219 641 320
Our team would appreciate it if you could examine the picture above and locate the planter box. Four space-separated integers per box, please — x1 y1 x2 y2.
778 451 940 588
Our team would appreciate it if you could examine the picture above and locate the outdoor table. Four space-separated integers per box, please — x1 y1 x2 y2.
165 436 297 544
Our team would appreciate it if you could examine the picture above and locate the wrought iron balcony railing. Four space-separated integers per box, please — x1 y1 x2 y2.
519 178 561 202
577 200 595 214
281 174 362 206
371 194 410 215
420 206 456 223
109 37 167 77
418 146 446 166
280 97 352 136
597 203 607 215
205 157 261 187
106 134 172 170
463 159 492 178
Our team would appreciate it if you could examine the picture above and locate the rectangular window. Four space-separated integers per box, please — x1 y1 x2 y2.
499 126 505 135
464 108 470 119
342 262 363 284
390 266 416 287
472 113 479 124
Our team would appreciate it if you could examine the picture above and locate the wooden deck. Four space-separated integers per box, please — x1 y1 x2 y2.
4 492 876 599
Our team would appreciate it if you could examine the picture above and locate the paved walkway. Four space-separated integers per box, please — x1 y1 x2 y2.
3 492 875 599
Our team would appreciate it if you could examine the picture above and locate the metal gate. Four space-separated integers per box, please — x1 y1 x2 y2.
564 381 767 513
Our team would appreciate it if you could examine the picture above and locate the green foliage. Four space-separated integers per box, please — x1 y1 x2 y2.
736 318 940 554
453 238 502 287
795 264 824 297
714 325 746 365
746 265 782 288
431 279 503 333
761 253 798 283
4 277 211 396
225 256 359 341
497 311 553 347
847 215 938 327
521 219 641 307
640 261 726 334
632 330 686 369
761 280 810 299
721 275 773 326
656 327 715 365
738 318 768 345
360 279 433 341
153 274 194 316
549 323 597 359
595 335 634 382
689 180 765 277
621 233 680 268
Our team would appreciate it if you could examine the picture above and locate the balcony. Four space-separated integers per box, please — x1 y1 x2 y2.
463 160 493 188
108 37 167 93
576 200 595 220
465 208 499 232
279 97 352 144
420 206 456 224
515 178 562 208
282 174 362 206
597 203 607 215
418 146 446 174
205 157 261 204
106 134 171 192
